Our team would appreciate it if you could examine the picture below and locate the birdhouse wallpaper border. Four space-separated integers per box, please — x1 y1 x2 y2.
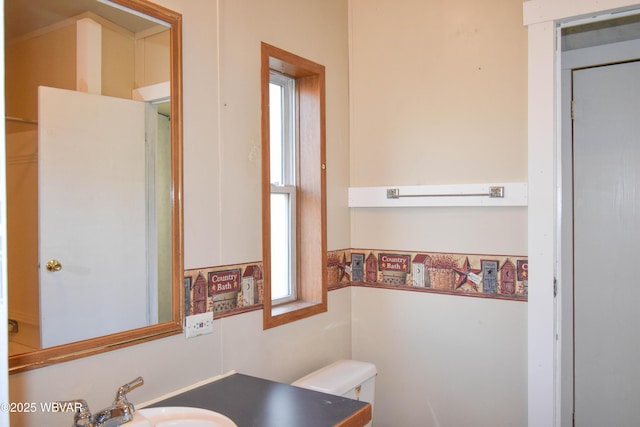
328 249 527 300
183 249 527 318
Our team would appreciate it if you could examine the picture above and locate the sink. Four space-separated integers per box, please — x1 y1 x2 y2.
127 407 238 427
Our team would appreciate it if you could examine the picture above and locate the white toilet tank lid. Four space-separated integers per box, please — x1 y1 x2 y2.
292 359 377 396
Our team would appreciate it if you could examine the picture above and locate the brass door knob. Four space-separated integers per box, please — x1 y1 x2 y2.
46 259 62 272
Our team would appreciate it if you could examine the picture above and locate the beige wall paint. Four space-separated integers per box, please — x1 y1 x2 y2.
351 206 527 255
6 130 39 352
349 0 527 187
5 25 76 121
101 26 135 99
135 30 170 88
5 17 167 117
349 0 527 254
349 1 528 425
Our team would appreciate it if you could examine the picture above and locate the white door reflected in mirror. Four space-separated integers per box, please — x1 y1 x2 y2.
38 86 150 348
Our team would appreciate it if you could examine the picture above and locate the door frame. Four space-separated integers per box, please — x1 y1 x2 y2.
525 2 640 425
135 82 171 324
558 16 640 427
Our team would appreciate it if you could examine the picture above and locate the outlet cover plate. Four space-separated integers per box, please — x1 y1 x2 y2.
185 312 214 338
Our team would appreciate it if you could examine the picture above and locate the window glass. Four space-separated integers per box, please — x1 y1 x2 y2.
269 83 283 185
269 72 297 304
270 192 291 300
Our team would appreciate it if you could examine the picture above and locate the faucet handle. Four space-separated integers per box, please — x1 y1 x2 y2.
113 376 144 405
58 399 93 427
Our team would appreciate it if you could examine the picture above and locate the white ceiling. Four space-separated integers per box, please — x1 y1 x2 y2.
5 0 161 41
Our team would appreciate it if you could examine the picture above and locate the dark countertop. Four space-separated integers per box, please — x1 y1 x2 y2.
148 373 371 427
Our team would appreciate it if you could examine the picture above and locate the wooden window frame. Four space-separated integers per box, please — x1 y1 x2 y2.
261 42 327 329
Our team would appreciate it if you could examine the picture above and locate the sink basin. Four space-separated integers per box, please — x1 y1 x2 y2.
127 407 238 427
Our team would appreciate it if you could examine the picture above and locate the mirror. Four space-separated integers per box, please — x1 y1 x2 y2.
5 0 183 372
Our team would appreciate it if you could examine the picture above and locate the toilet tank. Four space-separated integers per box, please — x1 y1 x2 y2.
292 359 377 405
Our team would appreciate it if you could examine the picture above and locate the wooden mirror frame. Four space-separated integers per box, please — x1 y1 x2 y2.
8 0 183 374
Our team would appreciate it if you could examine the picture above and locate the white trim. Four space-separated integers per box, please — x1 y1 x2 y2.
96 0 171 27
270 186 297 305
135 25 170 40
136 371 237 408
269 72 296 185
269 71 298 306
557 26 573 427
558 6 640 28
145 104 159 325
133 81 171 103
562 38 640 67
526 3 640 427
76 18 102 94
524 0 640 26
527 18 557 427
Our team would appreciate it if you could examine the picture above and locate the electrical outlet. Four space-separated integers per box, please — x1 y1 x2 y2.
185 312 214 338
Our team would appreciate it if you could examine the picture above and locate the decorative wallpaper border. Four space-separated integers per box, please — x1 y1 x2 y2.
329 249 527 300
183 249 527 318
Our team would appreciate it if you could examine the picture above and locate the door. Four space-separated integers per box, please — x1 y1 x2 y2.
38 86 148 348
573 60 640 426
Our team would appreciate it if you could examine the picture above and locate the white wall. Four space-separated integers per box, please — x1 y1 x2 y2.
348 0 528 425
1 3 10 425
524 1 640 427
7 1 352 426
353 288 526 427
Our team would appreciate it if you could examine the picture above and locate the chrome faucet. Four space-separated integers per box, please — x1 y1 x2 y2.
61 377 144 427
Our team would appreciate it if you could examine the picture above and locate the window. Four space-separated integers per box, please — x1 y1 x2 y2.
261 42 327 329
269 72 297 305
